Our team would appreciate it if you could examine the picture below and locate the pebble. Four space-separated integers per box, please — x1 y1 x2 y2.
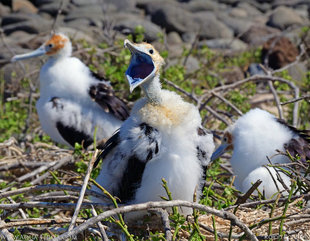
267 6 304 30
200 38 247 51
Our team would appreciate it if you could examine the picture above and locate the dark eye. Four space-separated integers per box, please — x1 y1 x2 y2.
47 44 54 48
223 137 228 142
149 49 154 54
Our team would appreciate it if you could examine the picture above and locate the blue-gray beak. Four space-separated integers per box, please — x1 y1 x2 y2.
211 143 229 162
11 45 46 62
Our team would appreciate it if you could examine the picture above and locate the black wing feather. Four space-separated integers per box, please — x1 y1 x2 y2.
50 97 94 148
118 155 147 203
277 119 310 161
89 83 129 121
56 122 93 148
117 123 161 203
94 123 161 203
94 130 121 168
277 119 310 143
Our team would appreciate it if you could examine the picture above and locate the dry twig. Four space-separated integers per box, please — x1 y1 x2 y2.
52 200 258 241
68 149 98 231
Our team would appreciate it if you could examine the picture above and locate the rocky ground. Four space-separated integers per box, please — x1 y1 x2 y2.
0 0 310 240
1 0 309 67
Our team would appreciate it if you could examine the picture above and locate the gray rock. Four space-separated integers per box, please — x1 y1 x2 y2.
229 8 248 18
294 4 309 19
194 12 234 39
35 0 55 7
267 6 304 30
12 0 38 13
144 2 233 39
256 0 274 2
71 0 107 6
241 0 271 13
184 56 200 73
240 25 280 46
219 66 244 84
2 14 30 26
1 13 51 35
145 2 195 33
167 55 200 73
65 5 103 21
38 1 71 16
199 38 248 51
57 26 98 43
255 3 271 13
167 44 184 58
181 32 197 43
217 12 252 36
287 62 308 83
183 0 220 12
64 6 105 28
236 2 262 16
63 18 94 33
9 31 43 49
72 0 137 12
167 31 182 45
0 3 10 17
113 13 162 42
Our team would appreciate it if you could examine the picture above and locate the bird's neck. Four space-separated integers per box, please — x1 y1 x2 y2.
141 75 162 105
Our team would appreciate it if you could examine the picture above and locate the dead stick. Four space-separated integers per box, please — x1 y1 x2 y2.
30 157 72 185
52 200 258 241
0 218 85 229
68 149 98 231
211 91 243 116
50 0 65 34
91 205 109 241
0 202 110 210
0 184 106 200
281 95 310 105
7 197 27 219
225 193 310 210
268 80 284 119
149 208 172 241
0 220 14 241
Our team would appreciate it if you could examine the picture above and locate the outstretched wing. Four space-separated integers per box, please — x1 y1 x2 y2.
94 122 161 203
89 82 129 121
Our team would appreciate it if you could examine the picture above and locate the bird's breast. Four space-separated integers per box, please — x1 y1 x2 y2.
138 102 192 130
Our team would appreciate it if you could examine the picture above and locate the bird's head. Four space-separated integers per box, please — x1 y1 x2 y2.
11 33 72 62
211 129 234 162
124 39 164 92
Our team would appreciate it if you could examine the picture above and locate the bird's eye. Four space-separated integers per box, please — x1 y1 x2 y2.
149 49 154 54
223 137 228 142
47 44 54 48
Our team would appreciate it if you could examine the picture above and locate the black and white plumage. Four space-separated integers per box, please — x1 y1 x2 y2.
11 33 129 148
92 40 214 214
211 108 310 198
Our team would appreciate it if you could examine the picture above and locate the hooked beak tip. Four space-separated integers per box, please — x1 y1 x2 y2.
124 39 130 48
210 144 229 162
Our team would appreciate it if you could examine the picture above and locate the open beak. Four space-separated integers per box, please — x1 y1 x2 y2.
210 143 230 162
11 45 46 62
124 39 156 92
